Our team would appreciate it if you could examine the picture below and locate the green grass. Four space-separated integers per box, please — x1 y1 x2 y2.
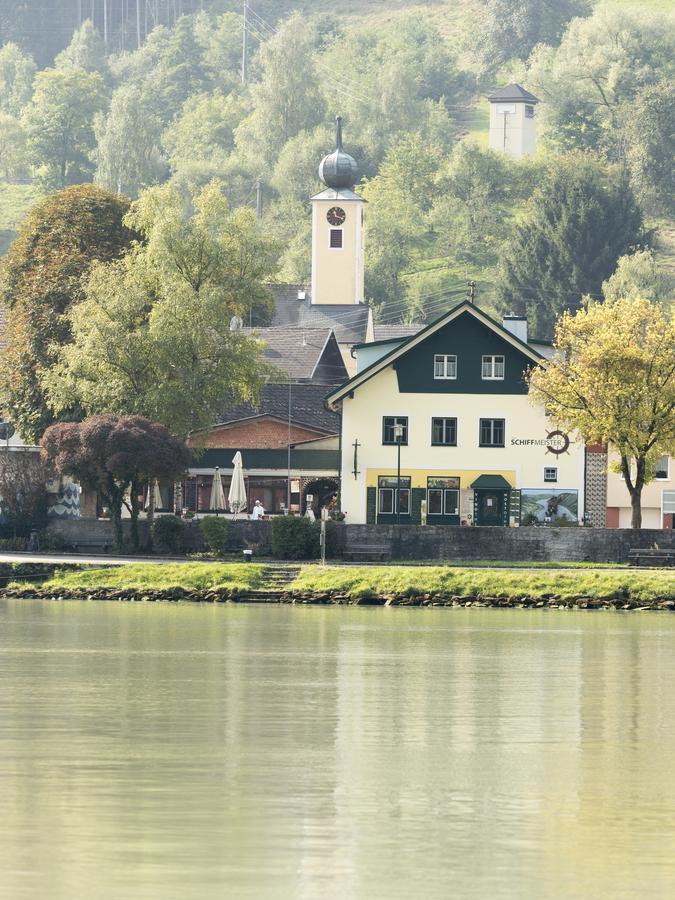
32 562 267 593
292 564 675 603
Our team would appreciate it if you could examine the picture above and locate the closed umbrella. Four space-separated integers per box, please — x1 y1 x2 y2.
209 467 226 512
145 480 162 511
228 452 247 518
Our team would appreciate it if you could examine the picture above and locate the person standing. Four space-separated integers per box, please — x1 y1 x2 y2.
251 499 265 520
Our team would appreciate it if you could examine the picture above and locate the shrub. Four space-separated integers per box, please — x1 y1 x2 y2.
0 536 27 551
152 515 186 554
271 516 316 560
200 516 230 555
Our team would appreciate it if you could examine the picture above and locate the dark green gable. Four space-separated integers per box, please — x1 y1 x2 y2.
394 311 532 395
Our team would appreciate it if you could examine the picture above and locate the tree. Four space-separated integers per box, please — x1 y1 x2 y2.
162 90 246 177
0 451 48 538
602 249 674 306
623 81 675 216
0 42 36 117
473 0 590 72
526 6 673 155
496 156 644 339
0 113 27 181
95 83 167 198
54 20 108 76
149 15 212 125
45 181 279 437
42 415 192 551
527 294 675 528
0 185 137 443
21 66 107 189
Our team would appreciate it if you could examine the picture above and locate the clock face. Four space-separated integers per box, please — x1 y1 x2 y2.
327 207 346 226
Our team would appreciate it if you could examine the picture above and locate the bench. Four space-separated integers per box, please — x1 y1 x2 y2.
71 539 111 554
342 544 391 562
628 548 675 568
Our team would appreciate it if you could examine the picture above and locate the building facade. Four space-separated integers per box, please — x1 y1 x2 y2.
327 302 585 526
606 452 674 529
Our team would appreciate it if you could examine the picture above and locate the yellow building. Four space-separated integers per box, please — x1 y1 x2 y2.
326 302 586 526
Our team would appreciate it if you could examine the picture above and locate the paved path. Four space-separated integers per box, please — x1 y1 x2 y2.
0 552 190 567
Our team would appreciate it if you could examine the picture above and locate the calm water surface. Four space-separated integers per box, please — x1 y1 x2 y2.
1 600 675 899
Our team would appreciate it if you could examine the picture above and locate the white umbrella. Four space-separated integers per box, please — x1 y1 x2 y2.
209 468 226 512
228 452 247 518
145 480 162 511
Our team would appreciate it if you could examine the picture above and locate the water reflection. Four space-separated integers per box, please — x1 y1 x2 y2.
1 601 675 899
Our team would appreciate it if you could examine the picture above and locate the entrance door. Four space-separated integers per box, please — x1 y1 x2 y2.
478 491 504 526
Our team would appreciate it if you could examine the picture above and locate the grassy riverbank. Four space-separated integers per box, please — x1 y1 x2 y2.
290 566 675 604
3 562 673 607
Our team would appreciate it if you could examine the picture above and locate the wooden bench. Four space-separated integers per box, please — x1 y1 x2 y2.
342 545 391 562
628 548 675 568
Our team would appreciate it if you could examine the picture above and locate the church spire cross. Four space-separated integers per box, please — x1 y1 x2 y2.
335 116 343 151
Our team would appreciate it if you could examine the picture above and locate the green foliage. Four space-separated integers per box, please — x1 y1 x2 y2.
623 81 675 216
200 516 231 555
94 83 167 198
271 516 317 560
0 113 27 181
0 42 37 117
39 561 266 592
496 156 645 338
473 0 590 73
152 517 187 555
0 185 136 443
54 21 108 76
45 181 277 436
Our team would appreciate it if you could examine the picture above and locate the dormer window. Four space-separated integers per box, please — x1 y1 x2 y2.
482 355 505 380
434 354 457 379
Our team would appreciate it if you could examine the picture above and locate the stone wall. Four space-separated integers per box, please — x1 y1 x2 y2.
46 518 675 564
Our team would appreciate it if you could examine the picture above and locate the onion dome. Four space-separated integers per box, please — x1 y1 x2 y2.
319 117 359 190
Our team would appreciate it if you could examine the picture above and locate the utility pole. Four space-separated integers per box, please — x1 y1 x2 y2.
136 0 142 48
255 179 263 220
241 0 249 84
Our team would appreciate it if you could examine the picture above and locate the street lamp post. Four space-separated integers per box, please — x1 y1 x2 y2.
393 422 404 526
215 466 220 517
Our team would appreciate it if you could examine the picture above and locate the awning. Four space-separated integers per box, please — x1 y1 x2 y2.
471 475 512 490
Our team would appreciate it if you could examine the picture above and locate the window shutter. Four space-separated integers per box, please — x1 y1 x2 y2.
366 487 377 524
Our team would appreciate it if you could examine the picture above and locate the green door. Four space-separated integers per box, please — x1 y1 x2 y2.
476 490 507 526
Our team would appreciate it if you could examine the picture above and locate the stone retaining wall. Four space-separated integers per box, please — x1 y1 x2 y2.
46 518 674 564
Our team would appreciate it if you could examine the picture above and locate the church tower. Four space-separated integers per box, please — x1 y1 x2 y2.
488 84 539 159
311 117 365 306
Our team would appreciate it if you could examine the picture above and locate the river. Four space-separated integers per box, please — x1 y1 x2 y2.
1 600 675 899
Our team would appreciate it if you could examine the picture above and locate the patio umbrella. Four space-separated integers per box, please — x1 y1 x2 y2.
145 480 162 510
209 468 227 512
228 452 247 518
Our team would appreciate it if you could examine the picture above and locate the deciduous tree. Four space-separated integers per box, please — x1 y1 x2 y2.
0 185 137 442
527 295 675 528
0 41 36 117
42 415 191 551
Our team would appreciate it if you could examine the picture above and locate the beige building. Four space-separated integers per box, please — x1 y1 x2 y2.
327 303 585 526
606 453 675 529
488 83 539 159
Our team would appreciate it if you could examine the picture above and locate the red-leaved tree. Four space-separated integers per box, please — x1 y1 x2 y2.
42 414 191 551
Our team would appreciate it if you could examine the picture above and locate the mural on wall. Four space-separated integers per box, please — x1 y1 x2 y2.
520 490 578 525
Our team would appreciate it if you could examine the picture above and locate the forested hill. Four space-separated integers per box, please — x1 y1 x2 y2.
0 0 673 335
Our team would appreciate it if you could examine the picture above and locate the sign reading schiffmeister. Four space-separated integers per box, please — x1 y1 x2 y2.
511 431 571 455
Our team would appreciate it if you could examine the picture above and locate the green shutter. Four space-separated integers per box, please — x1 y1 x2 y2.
411 488 425 525
366 487 377 524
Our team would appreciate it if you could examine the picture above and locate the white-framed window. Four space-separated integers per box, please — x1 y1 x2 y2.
544 467 558 483
378 476 410 516
663 491 675 515
431 417 457 446
382 416 408 445
655 455 670 480
329 229 343 249
525 104 535 118
427 477 460 517
434 354 457 379
481 355 505 380
479 418 505 447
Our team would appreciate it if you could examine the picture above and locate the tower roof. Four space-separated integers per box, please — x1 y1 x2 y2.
318 117 359 190
488 83 539 104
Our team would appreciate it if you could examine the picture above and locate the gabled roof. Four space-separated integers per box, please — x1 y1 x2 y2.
373 323 422 341
245 327 347 383
271 296 371 346
325 300 543 409
488 83 539 104
215 383 341 434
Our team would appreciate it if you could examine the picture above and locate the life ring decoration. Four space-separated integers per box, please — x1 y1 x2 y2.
546 430 570 455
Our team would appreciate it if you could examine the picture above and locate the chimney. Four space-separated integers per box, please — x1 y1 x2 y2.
502 315 528 344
